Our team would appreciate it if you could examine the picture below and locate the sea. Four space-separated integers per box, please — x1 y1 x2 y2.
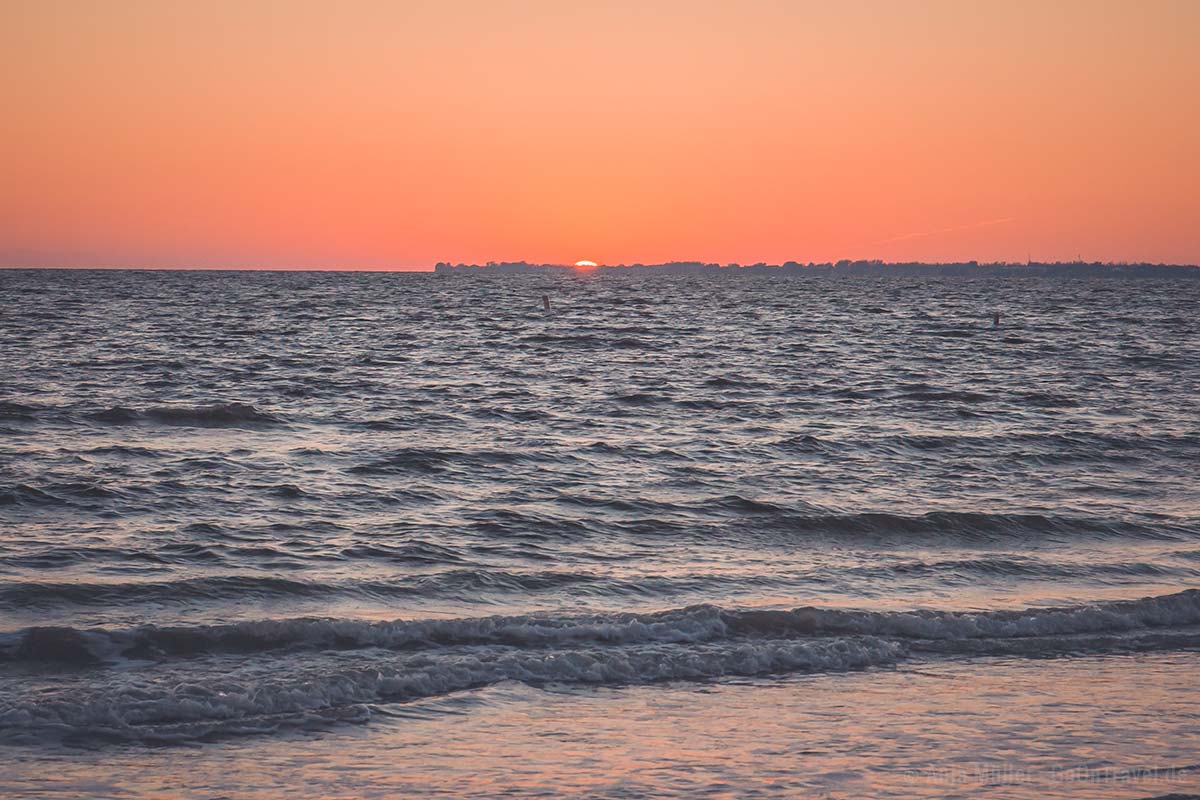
2 268 1199 799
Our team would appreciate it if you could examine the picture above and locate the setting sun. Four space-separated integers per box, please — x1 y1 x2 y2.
574 260 598 269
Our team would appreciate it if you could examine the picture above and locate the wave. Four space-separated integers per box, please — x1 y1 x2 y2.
467 502 1196 543
848 555 1197 580
347 446 541 475
0 400 38 420
83 444 163 458
83 402 281 427
520 333 603 347
725 588 1200 641
141 402 281 427
4 550 1196 606
0 484 68 507
0 479 142 509
612 391 670 406
0 575 332 607
0 637 904 744
4 589 1198 666
895 387 991 403
452 492 1195 544
747 510 1194 542
0 546 171 569
768 429 1200 461
772 434 836 453
0 570 620 607
3 590 1199 744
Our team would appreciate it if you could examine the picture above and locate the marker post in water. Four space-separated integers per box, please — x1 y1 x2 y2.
993 311 1001 327
542 295 551 312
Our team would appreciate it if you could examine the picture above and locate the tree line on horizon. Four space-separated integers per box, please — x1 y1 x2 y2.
433 260 1200 278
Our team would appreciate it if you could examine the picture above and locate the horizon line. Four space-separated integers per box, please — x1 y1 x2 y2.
5 259 1200 273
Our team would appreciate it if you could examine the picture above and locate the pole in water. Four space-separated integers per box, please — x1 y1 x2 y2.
542 294 551 312
993 311 1001 327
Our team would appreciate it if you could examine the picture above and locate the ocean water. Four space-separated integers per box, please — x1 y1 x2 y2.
2 269 1199 799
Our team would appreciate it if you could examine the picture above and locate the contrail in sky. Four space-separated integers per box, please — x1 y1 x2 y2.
874 217 1017 245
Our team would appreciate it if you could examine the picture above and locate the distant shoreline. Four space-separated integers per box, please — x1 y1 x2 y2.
434 260 1200 279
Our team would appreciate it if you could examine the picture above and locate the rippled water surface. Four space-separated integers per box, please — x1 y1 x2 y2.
2 269 1199 797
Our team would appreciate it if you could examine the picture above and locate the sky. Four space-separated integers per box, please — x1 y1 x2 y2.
2 0 1198 270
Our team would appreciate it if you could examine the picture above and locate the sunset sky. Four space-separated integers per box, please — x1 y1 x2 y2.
2 0 1198 269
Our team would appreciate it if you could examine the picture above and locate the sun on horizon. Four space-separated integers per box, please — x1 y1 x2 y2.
574 260 599 269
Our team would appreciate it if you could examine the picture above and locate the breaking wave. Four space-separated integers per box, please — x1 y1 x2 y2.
4 589 1198 665
2 590 1199 743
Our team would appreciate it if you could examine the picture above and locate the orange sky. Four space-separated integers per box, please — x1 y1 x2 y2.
2 0 1198 269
